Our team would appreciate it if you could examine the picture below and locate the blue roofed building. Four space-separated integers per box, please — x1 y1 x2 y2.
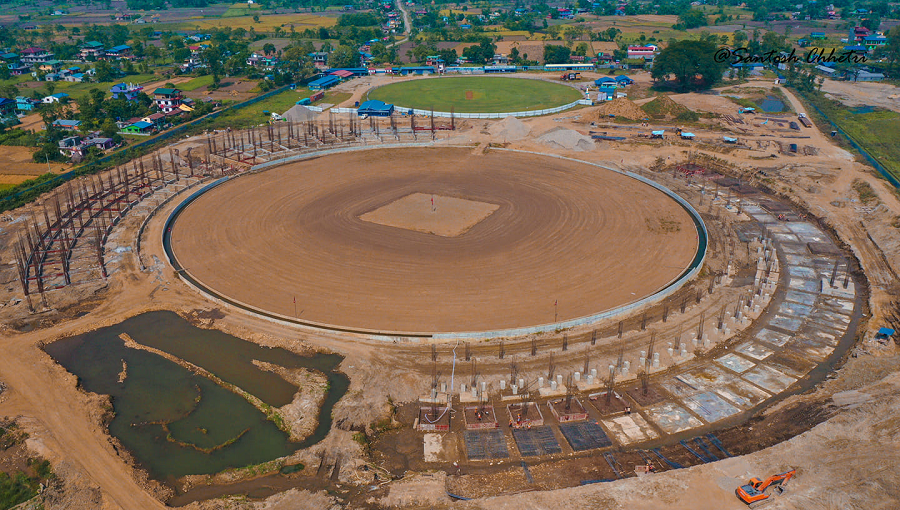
357 100 394 117
308 75 340 90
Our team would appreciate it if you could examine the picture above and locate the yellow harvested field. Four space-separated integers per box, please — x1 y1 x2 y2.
188 14 336 31
0 146 69 178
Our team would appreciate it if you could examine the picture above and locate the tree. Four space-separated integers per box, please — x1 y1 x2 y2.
651 39 727 91
543 44 571 64
732 30 748 47
94 60 116 82
253 14 260 23
676 9 708 30
861 14 881 32
573 42 589 56
263 42 276 55
328 45 359 68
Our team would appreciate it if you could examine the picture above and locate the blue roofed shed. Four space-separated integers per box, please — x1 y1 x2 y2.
308 75 340 90
358 100 394 117
594 76 616 86
615 75 634 85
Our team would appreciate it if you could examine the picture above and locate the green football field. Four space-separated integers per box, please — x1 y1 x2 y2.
366 76 583 113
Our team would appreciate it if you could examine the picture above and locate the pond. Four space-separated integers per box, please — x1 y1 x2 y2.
44 311 348 482
757 95 786 113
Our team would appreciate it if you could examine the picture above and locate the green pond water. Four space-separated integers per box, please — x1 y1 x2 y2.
44 311 348 481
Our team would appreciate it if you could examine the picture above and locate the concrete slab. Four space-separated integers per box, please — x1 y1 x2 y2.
769 314 804 332
788 266 819 280
784 290 817 306
644 402 704 434
788 278 821 293
714 380 771 408
464 430 510 461
822 280 855 299
786 336 835 361
779 242 809 255
756 328 791 347
680 365 734 389
778 301 814 319
716 353 756 373
784 254 815 266
821 296 855 315
772 232 800 243
424 433 443 462
662 377 702 398
743 364 798 393
683 391 741 423
785 222 822 236
736 342 774 360
601 414 659 445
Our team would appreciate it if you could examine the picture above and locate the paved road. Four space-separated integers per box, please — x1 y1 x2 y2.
388 0 412 48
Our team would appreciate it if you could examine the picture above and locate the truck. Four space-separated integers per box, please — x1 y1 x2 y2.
798 113 812 128
561 72 581 81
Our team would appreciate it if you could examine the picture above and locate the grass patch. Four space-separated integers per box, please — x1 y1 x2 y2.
180 75 215 91
852 178 879 205
801 92 900 181
367 77 583 113
204 88 348 130
641 94 691 119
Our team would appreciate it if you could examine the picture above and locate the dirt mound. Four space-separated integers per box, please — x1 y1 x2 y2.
489 116 531 141
282 104 318 122
535 127 595 151
581 98 647 122
641 94 693 119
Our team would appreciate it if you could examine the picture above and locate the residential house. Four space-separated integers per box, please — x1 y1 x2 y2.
37 60 63 73
64 73 87 83
153 88 183 113
20 47 54 65
615 75 634 86
0 97 15 116
425 55 445 70
42 72 61 82
52 119 81 131
310 52 329 69
141 112 167 128
80 41 105 60
850 26 870 42
863 35 887 49
594 76 617 87
626 45 658 61
1 53 29 75
106 45 132 60
123 121 155 134
111 83 144 101
246 53 279 69
492 54 509 65
16 96 40 111
42 93 69 103
58 135 83 156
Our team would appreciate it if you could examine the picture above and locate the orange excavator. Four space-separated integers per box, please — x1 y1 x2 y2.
735 469 795 506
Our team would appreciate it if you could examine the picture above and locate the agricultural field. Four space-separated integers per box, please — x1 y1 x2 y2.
816 103 900 180
164 13 337 32
367 76 583 113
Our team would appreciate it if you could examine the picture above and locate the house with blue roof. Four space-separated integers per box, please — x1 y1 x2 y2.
615 75 634 86
0 97 15 116
106 45 132 60
123 120 154 134
42 92 69 104
594 76 616 86
52 119 81 130
16 96 39 111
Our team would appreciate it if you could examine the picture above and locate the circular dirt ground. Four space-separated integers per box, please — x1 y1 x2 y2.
170 148 700 334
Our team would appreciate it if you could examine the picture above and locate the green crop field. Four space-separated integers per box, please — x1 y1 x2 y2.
366 77 583 113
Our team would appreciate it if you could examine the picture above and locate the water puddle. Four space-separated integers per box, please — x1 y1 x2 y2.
757 96 786 113
44 311 348 482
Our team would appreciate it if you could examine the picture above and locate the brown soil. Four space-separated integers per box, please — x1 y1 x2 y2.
170 147 698 334
581 98 648 122
0 146 69 181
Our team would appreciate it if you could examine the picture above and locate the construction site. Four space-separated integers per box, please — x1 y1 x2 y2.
0 74 899 510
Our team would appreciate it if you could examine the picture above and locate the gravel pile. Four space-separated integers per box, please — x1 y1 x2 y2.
581 98 647 122
535 127 595 151
282 104 319 122
489 116 531 141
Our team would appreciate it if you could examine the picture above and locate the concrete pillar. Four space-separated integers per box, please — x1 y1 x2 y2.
538 376 544 388
511 384 518 395
499 380 506 390
551 380 558 391
587 374 594 385
680 346 688 357
461 383 466 394
591 368 598 379
441 382 447 393
472 387 478 398
574 372 581 382
518 378 524 389
556 374 563 387
481 381 487 394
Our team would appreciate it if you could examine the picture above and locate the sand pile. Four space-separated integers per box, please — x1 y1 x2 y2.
282 104 318 122
489 116 531 141
641 94 692 119
535 127 594 151
581 98 647 122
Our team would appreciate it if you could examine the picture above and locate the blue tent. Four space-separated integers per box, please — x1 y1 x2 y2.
358 100 394 117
